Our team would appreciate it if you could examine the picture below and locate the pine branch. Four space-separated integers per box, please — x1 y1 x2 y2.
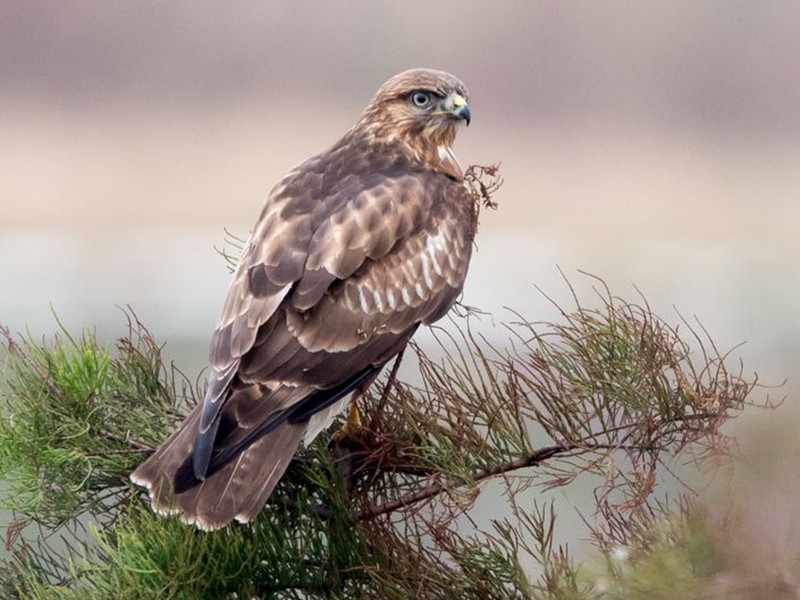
358 445 564 520
0 187 777 600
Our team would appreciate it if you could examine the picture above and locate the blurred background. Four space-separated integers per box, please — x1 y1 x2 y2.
1 0 798 571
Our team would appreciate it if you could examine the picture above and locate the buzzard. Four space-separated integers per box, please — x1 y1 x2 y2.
131 68 476 530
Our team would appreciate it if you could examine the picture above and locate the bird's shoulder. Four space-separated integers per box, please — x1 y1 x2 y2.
246 132 470 271
210 133 471 364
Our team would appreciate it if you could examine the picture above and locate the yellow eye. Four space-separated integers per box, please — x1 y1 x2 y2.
411 91 431 107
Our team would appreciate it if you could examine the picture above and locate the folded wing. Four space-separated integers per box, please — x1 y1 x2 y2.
131 145 475 530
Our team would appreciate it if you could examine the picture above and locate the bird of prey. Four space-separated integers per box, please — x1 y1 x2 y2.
131 68 476 530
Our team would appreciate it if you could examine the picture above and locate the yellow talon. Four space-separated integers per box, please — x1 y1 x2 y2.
331 403 362 443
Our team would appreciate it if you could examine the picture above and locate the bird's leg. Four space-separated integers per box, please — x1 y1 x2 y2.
329 401 365 500
331 402 362 443
330 373 380 444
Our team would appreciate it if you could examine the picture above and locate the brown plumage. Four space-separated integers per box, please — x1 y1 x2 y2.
130 68 477 530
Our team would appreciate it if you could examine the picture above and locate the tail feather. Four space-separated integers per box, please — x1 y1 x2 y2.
130 410 307 530
130 407 203 515
181 422 306 530
130 373 377 529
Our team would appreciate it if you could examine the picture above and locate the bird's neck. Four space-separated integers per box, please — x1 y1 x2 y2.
350 117 464 180
427 143 463 180
410 124 463 180
398 129 464 180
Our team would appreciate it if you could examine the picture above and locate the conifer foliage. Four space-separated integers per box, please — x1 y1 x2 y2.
0 168 771 598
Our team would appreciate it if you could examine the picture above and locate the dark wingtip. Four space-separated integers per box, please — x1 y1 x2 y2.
192 430 214 480
176 456 203 493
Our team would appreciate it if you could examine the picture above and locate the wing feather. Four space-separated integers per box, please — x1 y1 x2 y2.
284 216 472 354
132 124 478 528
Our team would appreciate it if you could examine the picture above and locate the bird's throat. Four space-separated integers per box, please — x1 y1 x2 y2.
434 144 463 180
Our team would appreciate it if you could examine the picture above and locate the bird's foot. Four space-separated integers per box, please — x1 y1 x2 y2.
331 403 362 444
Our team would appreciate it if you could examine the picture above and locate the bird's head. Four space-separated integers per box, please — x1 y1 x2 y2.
356 68 471 177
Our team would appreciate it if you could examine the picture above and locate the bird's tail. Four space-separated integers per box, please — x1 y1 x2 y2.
130 407 306 531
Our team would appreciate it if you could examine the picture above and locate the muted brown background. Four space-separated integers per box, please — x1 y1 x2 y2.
1 1 799 570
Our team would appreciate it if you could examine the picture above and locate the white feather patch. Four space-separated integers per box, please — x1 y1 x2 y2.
420 252 434 288
303 396 352 445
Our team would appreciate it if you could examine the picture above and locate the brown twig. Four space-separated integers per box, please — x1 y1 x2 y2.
367 349 405 433
355 438 665 522
83 448 153 457
359 444 554 520
94 428 154 453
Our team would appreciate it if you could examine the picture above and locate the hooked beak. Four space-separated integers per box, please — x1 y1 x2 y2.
443 92 471 126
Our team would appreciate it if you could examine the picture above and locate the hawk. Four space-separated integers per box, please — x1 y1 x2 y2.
131 68 476 530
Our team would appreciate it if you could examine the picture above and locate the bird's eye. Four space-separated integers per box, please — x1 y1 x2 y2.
411 91 431 107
